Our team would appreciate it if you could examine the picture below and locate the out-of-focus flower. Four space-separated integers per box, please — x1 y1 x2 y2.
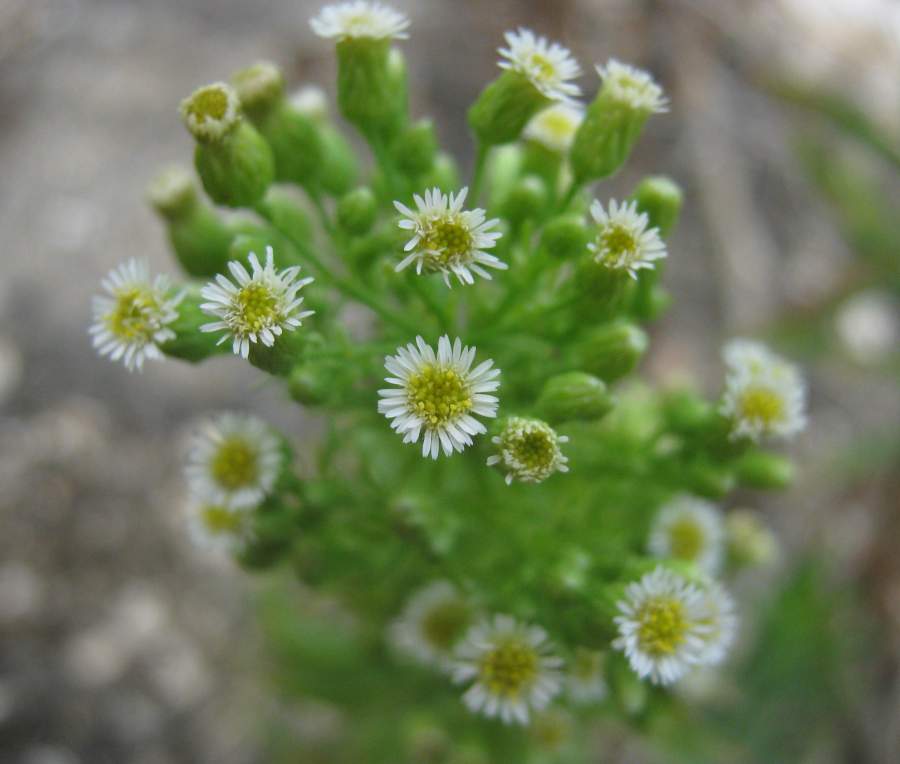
499 29 581 104
310 1 409 40
588 199 666 278
523 103 584 153
648 496 726 576
487 417 569 485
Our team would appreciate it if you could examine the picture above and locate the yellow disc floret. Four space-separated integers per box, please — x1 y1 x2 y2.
210 437 260 490
201 505 246 535
478 638 539 698
420 216 475 267
667 518 705 562
738 386 785 427
104 287 163 344
406 363 473 428
636 597 688 657
235 282 281 335
421 600 471 651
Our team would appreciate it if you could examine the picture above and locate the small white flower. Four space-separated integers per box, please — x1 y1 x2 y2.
588 199 667 278
179 82 241 142
310 1 409 41
498 28 581 104
452 614 563 725
200 246 314 359
523 103 584 153
185 500 254 557
726 509 779 568
648 496 725 576
566 648 607 704
378 336 500 459
596 59 668 114
695 580 737 667
389 581 473 671
487 417 569 485
394 187 505 287
719 339 806 442
613 567 712 685
89 259 182 372
185 413 282 509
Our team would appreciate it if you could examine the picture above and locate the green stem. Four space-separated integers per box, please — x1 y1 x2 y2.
470 143 490 204
369 133 400 200
558 178 583 212
408 275 452 330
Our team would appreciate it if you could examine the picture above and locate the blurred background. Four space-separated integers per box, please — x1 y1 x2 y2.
0 0 898 761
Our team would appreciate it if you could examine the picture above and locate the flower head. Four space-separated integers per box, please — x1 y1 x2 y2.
390 581 474 671
523 103 584 153
200 246 314 359
310 1 409 40
452 614 563 725
186 413 282 509
498 28 581 104
378 336 500 459
720 339 806 442
588 198 667 278
179 82 241 142
566 648 607 704
394 188 505 287
185 501 254 556
596 59 667 114
89 259 181 372
487 417 569 485
648 496 725 576
613 567 712 685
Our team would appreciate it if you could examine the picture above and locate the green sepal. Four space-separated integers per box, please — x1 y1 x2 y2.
468 70 550 147
536 371 614 423
194 121 274 208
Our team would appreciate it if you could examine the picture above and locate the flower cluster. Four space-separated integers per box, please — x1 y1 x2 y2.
88 2 807 758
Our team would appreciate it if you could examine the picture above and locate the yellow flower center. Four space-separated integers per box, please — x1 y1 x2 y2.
668 518 705 561
528 52 557 83
420 600 471 651
636 597 688 657
105 287 161 343
235 282 280 335
406 364 472 428
738 386 785 426
539 111 575 141
599 223 638 264
505 423 557 474
201 505 245 536
420 216 474 266
210 437 260 490
571 648 602 681
478 638 539 698
184 86 229 122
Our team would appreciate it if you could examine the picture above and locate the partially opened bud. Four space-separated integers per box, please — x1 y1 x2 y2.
180 82 275 207
537 371 614 423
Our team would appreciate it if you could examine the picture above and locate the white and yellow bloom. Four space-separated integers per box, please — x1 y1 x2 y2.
588 198 667 278
648 496 725 576
394 187 505 287
389 581 473 671
310 1 409 40
378 336 500 459
566 648 607 704
200 246 314 359
452 614 563 725
613 567 712 685
179 82 241 142
523 103 584 154
186 413 282 509
185 501 254 556
487 417 569 485
89 259 182 372
499 28 581 104
720 339 806 442
596 59 668 115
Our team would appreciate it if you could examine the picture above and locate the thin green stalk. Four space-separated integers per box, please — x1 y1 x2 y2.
408 275 452 330
470 143 490 204
558 178 583 212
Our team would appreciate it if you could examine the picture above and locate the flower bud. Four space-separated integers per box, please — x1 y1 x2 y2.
683 458 736 499
726 509 779 568
500 174 548 225
287 362 335 406
392 118 438 178
317 122 359 196
633 175 683 236
337 186 378 236
468 70 551 147
573 322 648 382
336 37 401 137
231 61 323 187
420 152 460 194
575 261 635 321
159 290 227 363
662 389 717 435
540 214 590 260
734 450 794 490
537 371 614 423
180 82 275 208
247 327 307 377
255 187 314 251
570 61 667 184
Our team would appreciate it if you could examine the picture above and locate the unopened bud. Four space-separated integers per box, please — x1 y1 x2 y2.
734 450 794 490
501 174 548 224
337 186 378 236
633 175 682 236
537 371 614 423
393 119 438 177
540 214 590 260
468 70 551 147
573 323 648 382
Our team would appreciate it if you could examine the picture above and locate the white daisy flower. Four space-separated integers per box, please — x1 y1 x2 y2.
566 648 607 704
613 566 712 685
199 246 314 359
719 339 806 442
378 335 500 459
310 1 409 41
185 500 254 557
389 581 474 671
648 495 726 576
596 59 668 114
588 198 667 278
394 187 505 288
486 417 569 485
695 580 738 666
185 413 283 509
452 614 563 725
89 259 182 372
523 103 584 153
498 28 581 104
